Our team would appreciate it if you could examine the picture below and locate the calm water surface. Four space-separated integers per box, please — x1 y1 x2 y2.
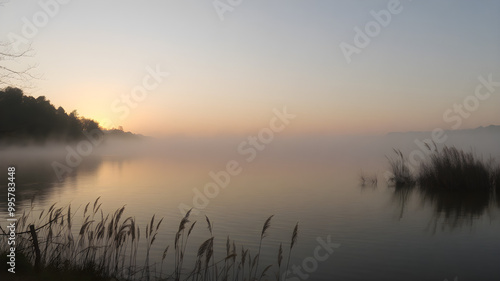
2 137 500 281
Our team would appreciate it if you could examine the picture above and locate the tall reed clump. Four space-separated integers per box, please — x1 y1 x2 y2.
418 146 497 191
0 200 299 281
386 149 415 187
384 145 500 192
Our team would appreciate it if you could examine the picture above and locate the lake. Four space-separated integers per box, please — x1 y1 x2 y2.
1 133 500 280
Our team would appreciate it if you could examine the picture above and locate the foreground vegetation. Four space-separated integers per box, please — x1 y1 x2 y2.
0 199 298 281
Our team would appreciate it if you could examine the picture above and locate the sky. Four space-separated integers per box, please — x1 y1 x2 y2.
1 0 499 137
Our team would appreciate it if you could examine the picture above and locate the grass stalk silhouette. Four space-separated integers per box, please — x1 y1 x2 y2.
0 201 299 281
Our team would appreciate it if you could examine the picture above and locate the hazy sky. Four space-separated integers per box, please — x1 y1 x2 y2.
1 0 499 136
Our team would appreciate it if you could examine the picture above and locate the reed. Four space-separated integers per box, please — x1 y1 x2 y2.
0 201 298 281
359 171 378 187
283 223 298 281
418 146 496 191
253 214 273 280
386 149 415 187
384 145 500 192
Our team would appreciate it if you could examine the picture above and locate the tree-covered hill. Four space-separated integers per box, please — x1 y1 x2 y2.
0 87 135 145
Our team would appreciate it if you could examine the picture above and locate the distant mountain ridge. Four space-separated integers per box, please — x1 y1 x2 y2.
386 125 500 136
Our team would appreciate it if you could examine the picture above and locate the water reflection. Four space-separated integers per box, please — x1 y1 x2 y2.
389 185 499 232
497 189 500 208
0 153 105 211
390 186 414 220
422 189 493 232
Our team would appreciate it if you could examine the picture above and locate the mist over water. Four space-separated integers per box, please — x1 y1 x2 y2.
1 0 499 279
1 129 500 280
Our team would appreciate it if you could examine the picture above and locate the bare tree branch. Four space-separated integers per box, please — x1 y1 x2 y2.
0 41 40 89
0 1 40 88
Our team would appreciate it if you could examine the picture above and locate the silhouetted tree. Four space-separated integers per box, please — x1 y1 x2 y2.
0 87 101 144
81 117 100 132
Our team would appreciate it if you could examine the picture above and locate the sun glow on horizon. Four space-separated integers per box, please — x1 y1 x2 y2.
1 1 499 137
